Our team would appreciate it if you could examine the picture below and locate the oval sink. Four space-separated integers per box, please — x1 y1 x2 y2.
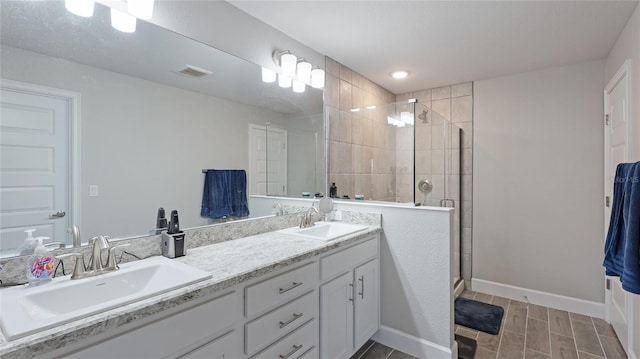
0 256 211 340
278 221 369 241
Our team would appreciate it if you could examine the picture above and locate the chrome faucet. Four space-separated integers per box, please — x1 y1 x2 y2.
57 236 130 280
68 225 81 247
272 202 284 216
299 206 319 228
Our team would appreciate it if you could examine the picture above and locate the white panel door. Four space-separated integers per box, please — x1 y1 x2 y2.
604 60 631 355
249 124 287 196
0 85 71 253
353 259 379 351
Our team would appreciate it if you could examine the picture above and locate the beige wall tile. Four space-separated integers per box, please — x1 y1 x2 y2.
462 149 473 174
325 57 340 76
462 227 472 254
351 114 363 145
462 174 473 201
452 82 473 98
326 107 340 141
362 118 373 146
362 146 373 174
325 74 340 108
432 85 452 100
462 200 472 228
339 64 352 83
415 125 432 150
415 149 432 174
352 71 364 89
352 86 363 111
432 124 445 150
352 145 363 174
339 80 352 111
339 111 352 143
432 98 451 122
432 149 445 175
414 89 431 103
458 122 473 149
452 95 473 123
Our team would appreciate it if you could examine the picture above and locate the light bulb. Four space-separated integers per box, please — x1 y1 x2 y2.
280 53 297 77
292 79 305 93
127 0 155 20
391 71 408 79
296 61 312 83
278 73 292 88
261 67 276 83
65 0 95 17
311 68 325 89
111 8 137 33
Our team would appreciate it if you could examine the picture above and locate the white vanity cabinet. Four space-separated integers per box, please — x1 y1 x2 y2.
319 236 380 359
64 291 242 359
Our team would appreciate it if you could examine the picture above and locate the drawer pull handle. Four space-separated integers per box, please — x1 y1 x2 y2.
279 313 304 328
279 281 302 294
349 283 354 302
279 344 303 359
358 276 364 299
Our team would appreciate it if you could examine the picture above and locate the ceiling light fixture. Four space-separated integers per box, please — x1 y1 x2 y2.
261 67 277 83
277 51 297 77
391 71 409 79
292 79 305 93
65 0 95 17
111 8 136 33
127 0 155 20
268 50 325 92
296 60 312 83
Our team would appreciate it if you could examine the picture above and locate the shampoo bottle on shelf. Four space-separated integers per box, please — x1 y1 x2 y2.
26 237 55 286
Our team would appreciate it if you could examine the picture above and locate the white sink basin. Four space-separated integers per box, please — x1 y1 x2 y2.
0 256 211 340
279 221 369 241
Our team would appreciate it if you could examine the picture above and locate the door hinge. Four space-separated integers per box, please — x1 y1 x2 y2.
605 114 610 125
606 278 611 290
605 196 610 207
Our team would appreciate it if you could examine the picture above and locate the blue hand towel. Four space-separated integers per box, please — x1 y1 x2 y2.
603 162 640 294
201 170 250 219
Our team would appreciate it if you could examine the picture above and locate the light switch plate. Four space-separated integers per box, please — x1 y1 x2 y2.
89 185 99 197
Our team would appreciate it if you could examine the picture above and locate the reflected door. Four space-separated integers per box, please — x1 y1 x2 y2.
0 82 71 253
248 124 287 196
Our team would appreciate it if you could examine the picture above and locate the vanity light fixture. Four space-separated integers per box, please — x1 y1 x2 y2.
292 79 305 93
296 60 312 83
391 70 409 79
65 0 95 17
111 7 136 33
261 67 277 83
310 68 325 89
280 53 297 77
278 73 292 88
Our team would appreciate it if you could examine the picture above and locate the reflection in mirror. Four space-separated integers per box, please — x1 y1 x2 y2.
0 1 323 257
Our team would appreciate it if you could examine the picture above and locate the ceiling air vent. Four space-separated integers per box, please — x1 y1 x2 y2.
174 64 212 79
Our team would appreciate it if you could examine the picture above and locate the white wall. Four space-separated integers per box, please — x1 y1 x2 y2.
605 4 640 358
1 45 289 240
249 196 455 358
473 60 606 303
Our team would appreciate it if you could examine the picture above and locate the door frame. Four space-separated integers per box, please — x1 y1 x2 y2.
603 59 633 355
248 123 287 196
1 79 82 240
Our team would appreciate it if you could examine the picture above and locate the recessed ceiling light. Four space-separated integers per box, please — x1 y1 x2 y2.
391 71 409 79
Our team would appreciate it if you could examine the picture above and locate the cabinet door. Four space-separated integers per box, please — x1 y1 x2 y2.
180 330 241 359
319 272 353 359
354 259 379 350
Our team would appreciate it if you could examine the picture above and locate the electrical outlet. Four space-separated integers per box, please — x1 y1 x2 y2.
89 185 99 197
333 210 343 221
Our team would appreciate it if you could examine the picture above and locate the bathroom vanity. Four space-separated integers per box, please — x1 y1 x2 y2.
0 221 380 359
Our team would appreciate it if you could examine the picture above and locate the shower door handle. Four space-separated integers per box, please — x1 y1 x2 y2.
440 199 455 208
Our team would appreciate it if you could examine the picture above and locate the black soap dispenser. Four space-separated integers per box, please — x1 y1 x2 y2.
330 182 338 198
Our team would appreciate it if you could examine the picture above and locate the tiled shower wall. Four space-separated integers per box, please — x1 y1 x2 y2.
397 84 474 286
325 57 397 201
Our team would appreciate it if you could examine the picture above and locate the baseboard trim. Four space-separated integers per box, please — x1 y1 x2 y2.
630 350 638 359
372 325 456 359
454 280 465 298
471 278 605 319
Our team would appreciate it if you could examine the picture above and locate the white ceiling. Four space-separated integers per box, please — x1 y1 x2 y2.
229 1 639 94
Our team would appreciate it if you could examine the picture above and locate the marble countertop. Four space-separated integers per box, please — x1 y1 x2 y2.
0 224 381 359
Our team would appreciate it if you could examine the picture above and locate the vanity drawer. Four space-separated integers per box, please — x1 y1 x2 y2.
320 238 376 281
251 319 318 359
245 291 318 355
180 330 241 359
298 345 319 359
246 262 317 318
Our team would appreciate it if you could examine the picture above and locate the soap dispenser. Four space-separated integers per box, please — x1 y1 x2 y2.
26 237 55 286
19 229 37 256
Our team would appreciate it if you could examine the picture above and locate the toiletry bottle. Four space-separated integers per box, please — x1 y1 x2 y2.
330 183 338 198
26 237 55 286
19 229 37 256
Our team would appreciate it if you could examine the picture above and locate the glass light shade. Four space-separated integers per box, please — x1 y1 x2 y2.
111 8 137 33
292 79 305 93
280 53 297 77
278 73 292 88
392 71 408 79
310 68 325 89
128 0 155 20
296 61 312 83
65 0 95 17
261 67 277 83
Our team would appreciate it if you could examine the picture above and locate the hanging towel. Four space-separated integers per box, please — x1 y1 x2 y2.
201 170 250 219
603 162 640 294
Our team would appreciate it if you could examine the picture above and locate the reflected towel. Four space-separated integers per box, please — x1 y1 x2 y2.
201 170 249 219
603 162 640 294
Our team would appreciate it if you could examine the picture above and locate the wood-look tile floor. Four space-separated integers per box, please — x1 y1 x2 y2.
353 290 628 359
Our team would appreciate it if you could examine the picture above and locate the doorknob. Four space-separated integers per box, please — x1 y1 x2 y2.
49 211 66 219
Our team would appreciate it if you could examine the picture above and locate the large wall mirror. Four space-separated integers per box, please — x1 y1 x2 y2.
0 1 324 257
